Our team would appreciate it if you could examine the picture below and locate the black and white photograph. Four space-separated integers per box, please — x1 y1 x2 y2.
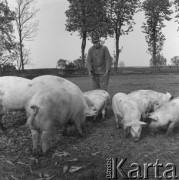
0 0 179 179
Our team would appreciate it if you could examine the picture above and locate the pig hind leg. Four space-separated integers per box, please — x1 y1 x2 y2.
41 130 51 156
101 102 107 120
115 114 122 129
73 113 86 137
102 108 106 119
74 121 84 137
31 129 40 156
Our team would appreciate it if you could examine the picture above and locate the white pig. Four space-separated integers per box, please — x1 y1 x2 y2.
148 97 179 134
83 89 110 120
112 92 146 141
27 86 97 155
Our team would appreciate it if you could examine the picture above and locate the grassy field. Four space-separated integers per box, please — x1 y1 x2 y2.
1 74 179 180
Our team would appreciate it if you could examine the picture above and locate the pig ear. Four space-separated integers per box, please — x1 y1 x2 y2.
148 114 158 121
170 95 174 100
166 92 174 100
126 121 146 127
138 121 147 126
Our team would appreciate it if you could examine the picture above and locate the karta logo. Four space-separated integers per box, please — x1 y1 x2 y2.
106 158 178 179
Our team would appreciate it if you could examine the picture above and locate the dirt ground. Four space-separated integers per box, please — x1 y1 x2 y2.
1 74 179 180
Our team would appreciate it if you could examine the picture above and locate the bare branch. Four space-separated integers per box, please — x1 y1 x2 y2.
14 0 39 70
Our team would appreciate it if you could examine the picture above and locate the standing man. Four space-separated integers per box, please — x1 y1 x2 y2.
87 36 112 91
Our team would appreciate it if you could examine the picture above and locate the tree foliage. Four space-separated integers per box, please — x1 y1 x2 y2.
57 59 77 69
66 0 109 37
171 56 179 69
106 0 141 73
66 62 76 69
150 54 167 66
142 0 172 70
57 55 87 70
174 0 179 31
73 54 87 68
0 0 16 65
57 59 67 69
1 62 16 71
15 0 39 70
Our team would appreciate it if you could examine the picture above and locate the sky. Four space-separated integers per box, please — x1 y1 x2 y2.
8 0 179 68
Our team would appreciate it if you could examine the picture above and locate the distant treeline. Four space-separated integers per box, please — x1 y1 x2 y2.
1 66 179 79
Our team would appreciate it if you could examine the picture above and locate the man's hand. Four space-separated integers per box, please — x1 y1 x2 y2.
103 70 109 77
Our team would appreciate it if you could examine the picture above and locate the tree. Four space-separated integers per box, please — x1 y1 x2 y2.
171 56 179 70
0 0 16 65
2 62 16 71
174 0 179 31
15 46 31 70
106 0 140 73
56 59 68 69
150 54 167 71
66 62 76 69
142 0 172 71
73 58 83 69
65 0 109 68
73 54 87 68
15 0 39 70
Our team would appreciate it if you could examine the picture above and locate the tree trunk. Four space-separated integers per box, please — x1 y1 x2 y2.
114 33 120 74
153 45 156 72
153 25 157 72
81 31 86 68
19 37 24 70
18 16 24 70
